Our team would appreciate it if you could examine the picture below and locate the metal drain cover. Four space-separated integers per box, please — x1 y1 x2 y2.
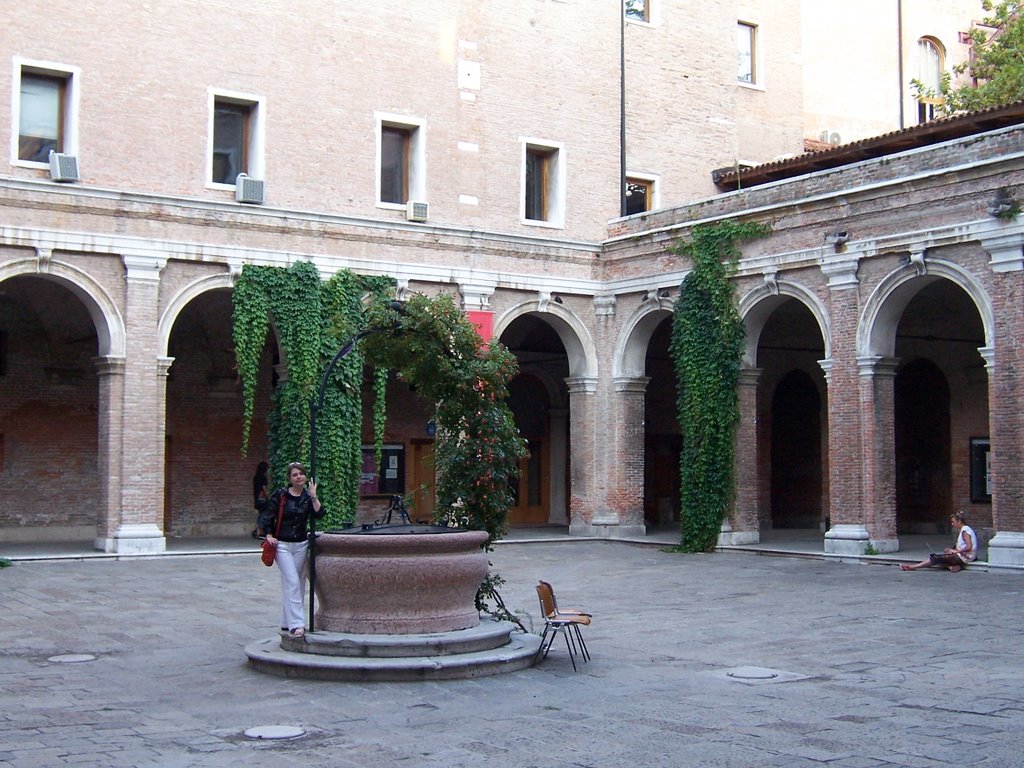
47 654 96 663
712 666 810 685
726 666 778 680
244 725 305 740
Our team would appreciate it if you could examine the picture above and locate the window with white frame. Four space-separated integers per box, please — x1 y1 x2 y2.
521 139 565 227
376 114 425 208
916 37 945 124
625 0 649 23
208 90 264 186
12 59 79 166
737 21 758 85
625 174 658 216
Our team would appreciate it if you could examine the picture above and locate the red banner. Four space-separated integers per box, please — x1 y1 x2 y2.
466 310 494 342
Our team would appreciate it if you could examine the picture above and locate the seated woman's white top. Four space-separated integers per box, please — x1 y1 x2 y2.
957 525 978 562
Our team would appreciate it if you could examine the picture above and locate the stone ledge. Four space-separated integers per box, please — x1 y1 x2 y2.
245 626 541 682
280 619 518 658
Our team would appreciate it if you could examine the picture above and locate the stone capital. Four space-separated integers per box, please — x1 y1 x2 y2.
122 253 168 282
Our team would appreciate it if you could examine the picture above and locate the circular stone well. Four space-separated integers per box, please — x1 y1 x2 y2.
313 526 489 634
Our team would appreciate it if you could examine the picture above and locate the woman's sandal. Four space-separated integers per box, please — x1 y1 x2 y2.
289 627 305 638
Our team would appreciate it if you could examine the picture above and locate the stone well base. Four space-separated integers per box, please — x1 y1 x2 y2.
245 618 541 682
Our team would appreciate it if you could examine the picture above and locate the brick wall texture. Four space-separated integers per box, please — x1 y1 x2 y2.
0 1 1021 561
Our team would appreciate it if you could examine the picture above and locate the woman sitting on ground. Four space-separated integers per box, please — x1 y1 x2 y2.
900 511 977 573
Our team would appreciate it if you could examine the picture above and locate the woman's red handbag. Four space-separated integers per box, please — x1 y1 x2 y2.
261 495 286 567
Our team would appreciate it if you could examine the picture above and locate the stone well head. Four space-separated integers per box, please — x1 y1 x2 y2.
313 526 490 634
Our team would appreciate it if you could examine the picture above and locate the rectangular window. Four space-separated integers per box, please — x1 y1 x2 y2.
737 22 757 84
624 0 648 22
12 59 78 167
212 101 251 184
375 114 425 209
380 126 410 204
522 139 564 227
207 90 263 187
19 73 65 162
625 177 652 216
970 438 991 503
525 147 552 221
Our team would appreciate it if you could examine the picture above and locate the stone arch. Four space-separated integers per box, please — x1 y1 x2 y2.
0 256 125 357
493 299 598 380
613 302 673 379
159 272 286 369
157 272 234 357
739 281 831 368
858 259 994 358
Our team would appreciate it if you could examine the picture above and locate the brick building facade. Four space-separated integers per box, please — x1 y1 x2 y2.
2 1 1022 567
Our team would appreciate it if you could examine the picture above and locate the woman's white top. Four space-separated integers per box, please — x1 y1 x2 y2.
957 525 978 563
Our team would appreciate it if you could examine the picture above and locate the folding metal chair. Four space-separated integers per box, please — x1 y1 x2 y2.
533 581 592 671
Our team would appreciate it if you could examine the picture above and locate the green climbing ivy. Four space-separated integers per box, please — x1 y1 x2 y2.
669 221 770 552
232 262 392 528
233 269 528 623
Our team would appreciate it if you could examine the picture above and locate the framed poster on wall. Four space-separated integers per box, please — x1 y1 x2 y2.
359 443 405 496
969 437 991 503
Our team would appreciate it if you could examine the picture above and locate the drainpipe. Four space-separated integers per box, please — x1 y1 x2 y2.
897 0 905 129
620 3 628 217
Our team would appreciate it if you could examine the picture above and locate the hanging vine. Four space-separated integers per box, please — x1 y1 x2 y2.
233 268 527 623
669 220 770 552
232 262 392 527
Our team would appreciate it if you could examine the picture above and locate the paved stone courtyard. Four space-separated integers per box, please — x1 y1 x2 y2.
2 541 1022 767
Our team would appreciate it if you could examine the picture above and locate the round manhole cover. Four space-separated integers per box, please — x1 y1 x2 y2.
244 725 305 740
47 654 96 664
726 666 779 680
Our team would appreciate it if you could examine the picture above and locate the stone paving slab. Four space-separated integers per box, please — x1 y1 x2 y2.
1 542 1022 767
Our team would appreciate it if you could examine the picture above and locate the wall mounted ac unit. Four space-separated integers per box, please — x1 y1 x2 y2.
406 200 428 222
48 151 80 183
819 130 842 145
235 173 265 204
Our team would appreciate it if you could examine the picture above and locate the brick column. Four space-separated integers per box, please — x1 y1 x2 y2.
609 375 649 537
721 367 761 545
984 255 1024 566
858 356 899 552
104 254 168 554
566 375 600 536
547 407 569 524
821 256 870 556
92 355 125 548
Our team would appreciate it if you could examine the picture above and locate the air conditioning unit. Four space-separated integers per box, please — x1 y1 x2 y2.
406 200 429 222
235 173 265 204
48 151 80 183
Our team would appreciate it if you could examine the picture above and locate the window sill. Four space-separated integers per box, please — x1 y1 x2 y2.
376 201 408 211
521 217 565 230
737 81 766 93
206 181 237 191
11 159 49 170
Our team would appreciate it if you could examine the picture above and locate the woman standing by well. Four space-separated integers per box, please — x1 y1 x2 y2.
260 462 325 638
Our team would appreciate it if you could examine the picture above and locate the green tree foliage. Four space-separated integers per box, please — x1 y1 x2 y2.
669 221 769 552
362 294 527 545
234 273 528 624
913 1 1024 114
232 267 527 546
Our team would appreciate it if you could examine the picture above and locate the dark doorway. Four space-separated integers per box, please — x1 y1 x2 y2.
770 369 823 528
895 358 951 533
